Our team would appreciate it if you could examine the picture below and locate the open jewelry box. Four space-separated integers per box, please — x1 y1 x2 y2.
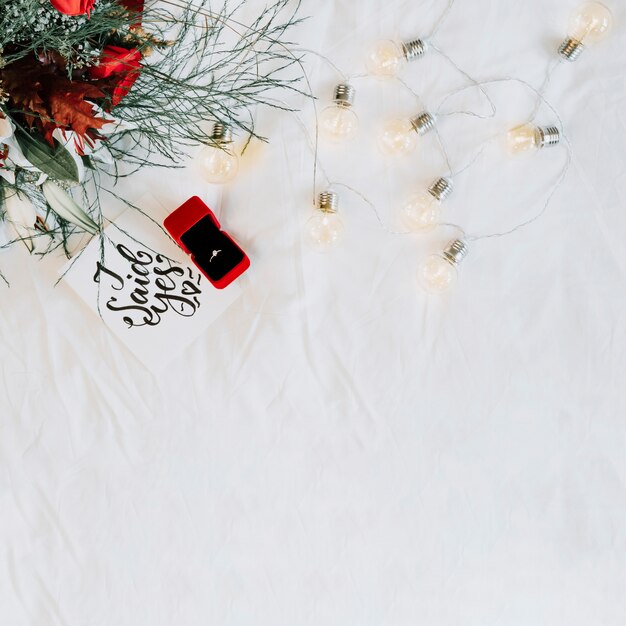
163 196 250 289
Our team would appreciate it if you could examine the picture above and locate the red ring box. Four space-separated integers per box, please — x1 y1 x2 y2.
164 196 250 289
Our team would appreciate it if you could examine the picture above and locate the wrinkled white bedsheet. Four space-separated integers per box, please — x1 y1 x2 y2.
2 0 626 624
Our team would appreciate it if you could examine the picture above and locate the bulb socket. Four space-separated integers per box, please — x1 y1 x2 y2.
428 177 453 202
535 126 561 149
318 191 339 214
410 111 436 135
442 239 468 266
333 84 355 107
558 37 585 61
210 122 233 144
402 39 428 61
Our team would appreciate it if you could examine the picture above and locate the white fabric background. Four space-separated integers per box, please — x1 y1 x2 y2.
2 0 626 624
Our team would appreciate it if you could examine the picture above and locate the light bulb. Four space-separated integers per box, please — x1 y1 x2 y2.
506 124 561 156
377 111 436 157
559 2 613 61
305 191 344 251
401 177 453 233
569 2 613 42
366 38 428 78
199 123 239 184
319 84 359 143
418 239 468 294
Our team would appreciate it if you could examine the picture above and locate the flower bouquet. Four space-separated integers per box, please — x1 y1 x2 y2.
0 0 302 276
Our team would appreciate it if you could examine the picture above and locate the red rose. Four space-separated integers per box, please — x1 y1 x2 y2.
50 0 143 19
50 0 95 16
89 46 142 107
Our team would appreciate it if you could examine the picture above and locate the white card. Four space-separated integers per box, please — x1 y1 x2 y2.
61 197 242 373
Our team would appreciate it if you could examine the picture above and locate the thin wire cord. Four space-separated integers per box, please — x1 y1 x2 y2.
527 58 563 123
467 147 572 241
434 126 454 178
292 47 348 81
439 222 467 238
441 75 569 136
428 0 457 39
328 182 412 236
395 77 427 108
432 45 497 120
450 133 501 178
286 110 333 188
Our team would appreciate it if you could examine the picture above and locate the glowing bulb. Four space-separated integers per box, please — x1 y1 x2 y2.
377 111 436 157
402 191 440 232
319 84 359 143
320 107 359 143
506 124 561 156
559 2 613 61
366 38 428 78
418 239 468 295
401 177 453 233
199 123 239 184
200 147 239 184
569 2 613 43
305 191 344 251
378 118 417 156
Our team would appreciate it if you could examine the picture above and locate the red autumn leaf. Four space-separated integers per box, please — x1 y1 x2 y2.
0 55 108 145
47 83 108 142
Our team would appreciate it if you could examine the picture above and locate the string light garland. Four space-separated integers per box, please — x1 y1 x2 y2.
295 0 612 292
